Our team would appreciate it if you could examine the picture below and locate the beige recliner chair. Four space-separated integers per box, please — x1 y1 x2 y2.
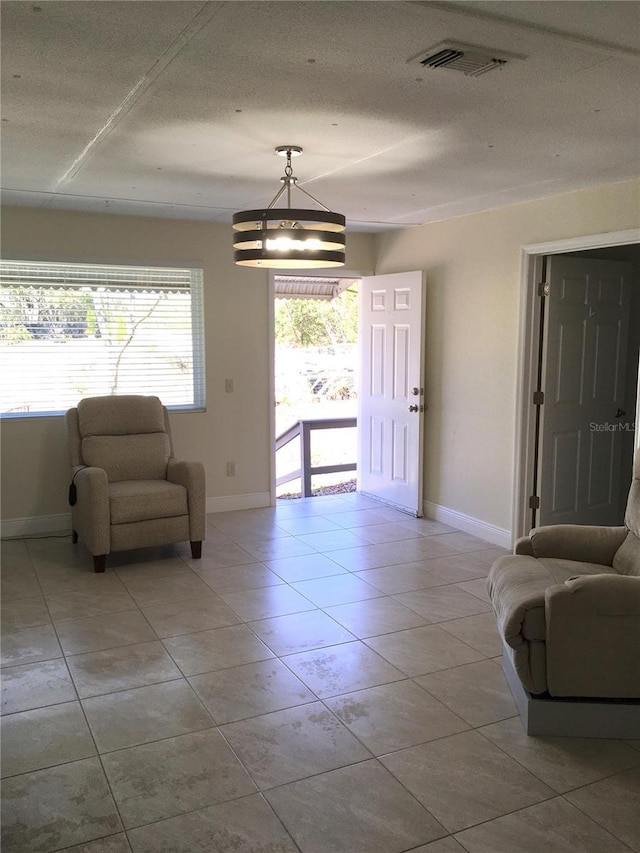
66 394 205 572
487 450 640 736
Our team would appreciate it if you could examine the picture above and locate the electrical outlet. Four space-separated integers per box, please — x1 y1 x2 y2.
225 378 234 393
226 462 236 477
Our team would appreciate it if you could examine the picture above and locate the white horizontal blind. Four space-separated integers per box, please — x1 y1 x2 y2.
0 260 205 416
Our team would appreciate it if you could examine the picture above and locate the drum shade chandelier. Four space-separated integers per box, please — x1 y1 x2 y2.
233 146 346 269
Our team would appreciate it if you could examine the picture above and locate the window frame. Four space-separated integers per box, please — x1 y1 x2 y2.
0 257 206 419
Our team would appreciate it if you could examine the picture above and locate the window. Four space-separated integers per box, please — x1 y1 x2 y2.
0 260 205 416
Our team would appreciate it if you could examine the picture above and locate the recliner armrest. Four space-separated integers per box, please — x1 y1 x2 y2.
549 573 640 615
71 466 110 557
545 574 640 697
528 524 627 566
73 465 109 505
167 459 206 542
166 458 205 492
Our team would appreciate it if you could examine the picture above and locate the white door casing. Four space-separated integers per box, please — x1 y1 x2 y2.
513 230 640 543
539 256 632 526
358 271 425 515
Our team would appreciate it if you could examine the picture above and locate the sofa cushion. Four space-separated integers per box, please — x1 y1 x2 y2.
625 453 640 535
487 555 617 646
615 456 640 577
613 531 640 577
109 479 187 524
82 433 170 482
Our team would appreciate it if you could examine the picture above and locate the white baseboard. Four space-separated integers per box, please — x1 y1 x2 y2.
7 495 505 541
206 491 272 514
1 513 71 539
1 492 273 539
423 500 511 550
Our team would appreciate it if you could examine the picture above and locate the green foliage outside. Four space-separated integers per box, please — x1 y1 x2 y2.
0 287 94 342
0 287 167 347
274 288 358 347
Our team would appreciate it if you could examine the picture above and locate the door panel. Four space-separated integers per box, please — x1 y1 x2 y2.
370 416 384 474
551 431 579 514
358 271 425 515
587 429 616 508
392 421 408 482
555 322 585 403
540 257 632 526
393 326 410 400
371 326 385 396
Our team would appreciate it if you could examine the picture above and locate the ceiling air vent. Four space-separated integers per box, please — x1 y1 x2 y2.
412 41 525 77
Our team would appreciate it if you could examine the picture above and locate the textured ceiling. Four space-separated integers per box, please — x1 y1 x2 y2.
1 1 639 232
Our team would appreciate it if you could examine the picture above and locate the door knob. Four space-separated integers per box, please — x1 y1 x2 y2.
615 408 626 418
409 405 419 412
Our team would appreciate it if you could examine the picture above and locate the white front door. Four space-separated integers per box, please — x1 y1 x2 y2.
358 271 425 515
539 256 632 526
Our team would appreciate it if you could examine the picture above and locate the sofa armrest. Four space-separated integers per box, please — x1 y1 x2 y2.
528 524 627 566
545 574 640 698
167 459 206 542
72 466 110 556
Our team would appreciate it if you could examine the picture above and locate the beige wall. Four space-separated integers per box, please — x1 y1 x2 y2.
375 179 640 532
0 207 375 527
2 180 639 534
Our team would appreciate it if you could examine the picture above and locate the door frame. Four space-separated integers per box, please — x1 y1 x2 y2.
268 267 372 505
513 228 640 543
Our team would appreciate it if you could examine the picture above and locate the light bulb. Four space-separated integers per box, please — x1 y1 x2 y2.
266 237 322 252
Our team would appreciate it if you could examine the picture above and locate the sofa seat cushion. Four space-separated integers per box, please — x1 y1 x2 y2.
487 555 617 646
109 480 187 525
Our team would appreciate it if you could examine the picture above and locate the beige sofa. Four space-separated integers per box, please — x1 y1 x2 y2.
487 451 640 734
66 395 205 572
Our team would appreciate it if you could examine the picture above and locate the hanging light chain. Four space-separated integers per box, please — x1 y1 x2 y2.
284 150 293 207
263 146 331 213
283 150 294 179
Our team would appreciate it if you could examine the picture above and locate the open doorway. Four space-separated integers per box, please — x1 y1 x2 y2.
514 231 640 541
273 275 360 499
268 269 427 511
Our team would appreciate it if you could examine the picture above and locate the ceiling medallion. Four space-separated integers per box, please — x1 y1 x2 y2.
233 146 346 269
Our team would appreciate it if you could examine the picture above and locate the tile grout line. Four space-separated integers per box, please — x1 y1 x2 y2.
3 509 634 852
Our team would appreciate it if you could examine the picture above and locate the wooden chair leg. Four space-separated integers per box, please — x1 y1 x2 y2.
93 555 106 573
190 540 202 559
72 530 79 543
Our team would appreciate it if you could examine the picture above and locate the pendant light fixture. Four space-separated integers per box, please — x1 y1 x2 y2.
233 146 346 269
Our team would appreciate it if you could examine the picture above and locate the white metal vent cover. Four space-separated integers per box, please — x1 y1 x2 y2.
410 41 527 77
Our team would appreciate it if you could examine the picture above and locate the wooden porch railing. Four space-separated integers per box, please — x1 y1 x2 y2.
275 416 357 497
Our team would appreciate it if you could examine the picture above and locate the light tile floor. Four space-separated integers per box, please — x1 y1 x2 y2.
2 492 640 853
